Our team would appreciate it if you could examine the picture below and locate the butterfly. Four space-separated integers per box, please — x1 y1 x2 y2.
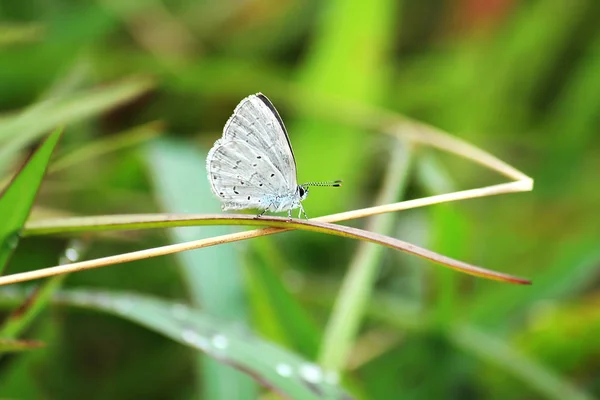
206 93 341 219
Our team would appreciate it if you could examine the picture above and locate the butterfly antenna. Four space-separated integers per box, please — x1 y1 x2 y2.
302 180 343 188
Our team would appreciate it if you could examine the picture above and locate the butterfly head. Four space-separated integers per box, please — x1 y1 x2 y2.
297 185 309 201
298 180 342 202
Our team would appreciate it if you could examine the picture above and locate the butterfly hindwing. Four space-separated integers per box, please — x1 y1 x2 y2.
207 139 288 210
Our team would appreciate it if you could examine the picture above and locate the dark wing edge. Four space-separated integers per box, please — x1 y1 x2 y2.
255 93 296 166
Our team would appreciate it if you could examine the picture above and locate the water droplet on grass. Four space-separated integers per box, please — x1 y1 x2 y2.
276 363 293 377
299 363 323 383
211 334 229 350
182 329 209 351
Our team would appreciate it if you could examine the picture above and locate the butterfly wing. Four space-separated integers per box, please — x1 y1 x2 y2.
221 93 297 191
207 139 291 210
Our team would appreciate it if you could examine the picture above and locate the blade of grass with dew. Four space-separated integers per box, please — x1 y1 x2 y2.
144 138 256 400
291 0 399 216
246 242 321 358
0 288 351 400
319 140 413 371
0 128 62 274
0 77 153 171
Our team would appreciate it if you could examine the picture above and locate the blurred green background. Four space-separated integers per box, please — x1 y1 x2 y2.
1 0 600 399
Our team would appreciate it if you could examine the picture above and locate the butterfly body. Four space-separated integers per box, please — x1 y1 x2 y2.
206 93 339 218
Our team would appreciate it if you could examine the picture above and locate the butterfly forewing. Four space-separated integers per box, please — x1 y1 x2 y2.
221 93 297 190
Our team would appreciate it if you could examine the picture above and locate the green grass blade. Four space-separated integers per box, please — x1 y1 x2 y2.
318 142 412 371
416 153 465 327
144 138 256 400
18 213 530 285
0 128 62 274
449 324 595 400
0 78 153 171
468 235 600 327
50 121 163 174
292 0 399 216
247 242 322 358
0 23 43 47
42 289 348 399
0 239 86 339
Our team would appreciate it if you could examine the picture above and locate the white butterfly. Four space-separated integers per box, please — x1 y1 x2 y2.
206 93 341 218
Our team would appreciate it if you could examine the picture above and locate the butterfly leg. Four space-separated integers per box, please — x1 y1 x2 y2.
298 204 308 220
254 203 273 219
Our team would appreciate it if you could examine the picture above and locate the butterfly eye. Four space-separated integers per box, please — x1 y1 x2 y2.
298 186 308 200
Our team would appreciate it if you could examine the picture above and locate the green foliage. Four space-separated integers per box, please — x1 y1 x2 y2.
0 128 62 273
1 0 599 399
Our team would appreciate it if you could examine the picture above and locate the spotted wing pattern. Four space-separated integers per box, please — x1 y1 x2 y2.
207 139 289 210
206 93 299 211
220 93 297 190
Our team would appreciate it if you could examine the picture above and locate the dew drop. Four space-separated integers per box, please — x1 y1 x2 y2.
65 247 80 262
182 329 209 351
211 334 229 350
182 329 199 344
276 363 293 377
4 232 20 250
299 363 323 384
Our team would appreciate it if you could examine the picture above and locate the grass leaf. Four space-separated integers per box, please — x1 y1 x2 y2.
145 138 256 400
0 78 153 171
48 289 350 399
0 128 62 274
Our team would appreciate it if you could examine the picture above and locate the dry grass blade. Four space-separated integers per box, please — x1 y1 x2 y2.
4 214 530 286
2 98 534 289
